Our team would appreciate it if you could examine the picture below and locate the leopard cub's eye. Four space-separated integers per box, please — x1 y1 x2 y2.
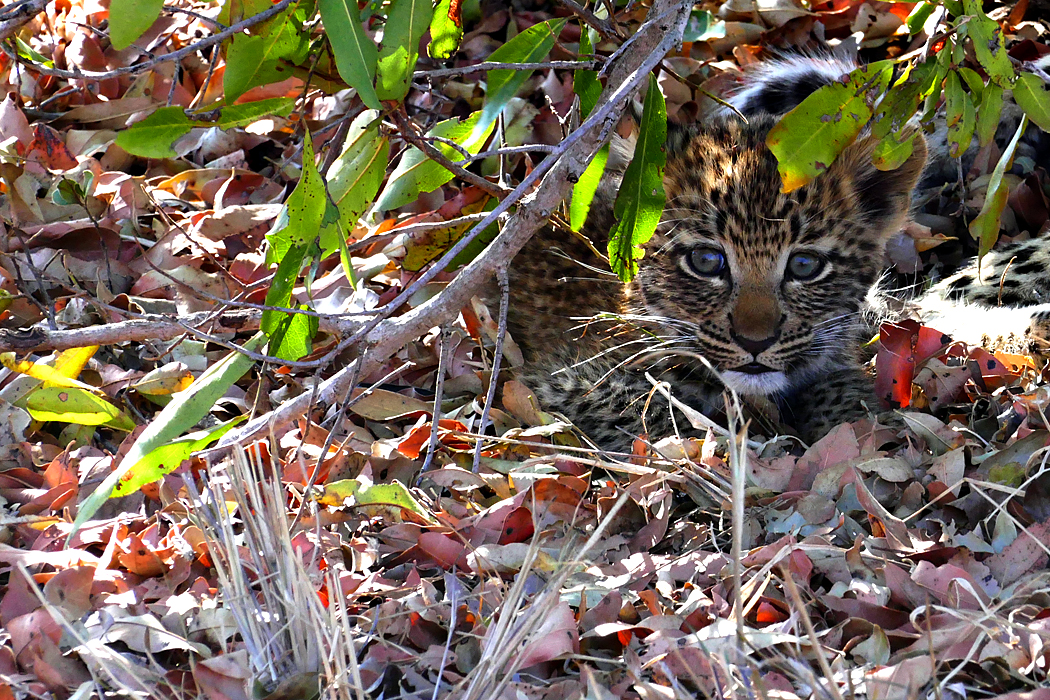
786 252 825 281
687 248 726 277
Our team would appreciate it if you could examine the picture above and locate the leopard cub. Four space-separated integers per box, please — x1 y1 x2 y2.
504 58 1048 452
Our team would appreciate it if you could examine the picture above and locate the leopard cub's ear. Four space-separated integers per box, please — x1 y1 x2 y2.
830 127 928 232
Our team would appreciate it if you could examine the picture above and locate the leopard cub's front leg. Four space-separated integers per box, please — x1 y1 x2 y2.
789 368 878 443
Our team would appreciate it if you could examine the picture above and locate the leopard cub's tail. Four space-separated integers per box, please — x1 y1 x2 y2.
915 239 1050 357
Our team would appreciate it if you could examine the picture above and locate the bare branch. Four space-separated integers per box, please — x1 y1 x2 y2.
0 0 46 43
0 309 361 355
216 0 693 451
415 60 599 80
0 0 293 80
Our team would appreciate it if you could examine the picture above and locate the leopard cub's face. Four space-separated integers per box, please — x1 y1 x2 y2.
629 116 925 397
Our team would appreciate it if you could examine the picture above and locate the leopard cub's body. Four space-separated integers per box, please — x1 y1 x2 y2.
506 57 1050 452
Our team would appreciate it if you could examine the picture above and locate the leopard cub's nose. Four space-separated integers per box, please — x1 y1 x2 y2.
730 331 778 356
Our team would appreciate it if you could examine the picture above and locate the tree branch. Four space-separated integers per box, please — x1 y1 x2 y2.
215 0 693 452
0 0 292 81
0 0 46 43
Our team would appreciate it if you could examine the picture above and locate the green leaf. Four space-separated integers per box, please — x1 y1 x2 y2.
1013 72 1050 132
970 115 1027 261
428 0 464 59
906 1 935 35
108 0 164 50
872 60 936 141
570 143 609 231
318 478 436 522
110 417 244 498
976 83 1003 147
69 333 266 540
375 0 433 102
26 386 135 430
608 75 666 283
115 107 194 159
873 131 918 171
319 0 382 109
964 2 1013 86
213 97 296 129
268 132 327 261
767 61 892 192
223 11 304 103
469 18 566 145
575 30 601 120
263 133 324 360
219 0 272 27
945 71 975 158
327 110 389 229
15 37 53 67
374 111 493 212
682 9 726 42
957 66 984 99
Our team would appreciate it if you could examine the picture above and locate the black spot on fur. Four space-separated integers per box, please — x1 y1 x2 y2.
1014 260 1044 275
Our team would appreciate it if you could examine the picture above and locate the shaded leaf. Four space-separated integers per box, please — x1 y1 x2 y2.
970 115 1027 261
319 0 381 110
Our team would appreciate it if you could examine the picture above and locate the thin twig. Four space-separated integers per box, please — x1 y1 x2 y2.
557 0 622 39
415 60 599 80
455 143 557 165
781 565 846 700
472 265 510 473
0 0 46 42
391 110 509 199
420 326 453 477
0 0 293 80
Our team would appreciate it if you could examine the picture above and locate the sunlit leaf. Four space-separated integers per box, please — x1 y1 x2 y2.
469 19 566 144
428 0 464 59
767 61 892 192
263 132 324 361
115 107 194 159
223 11 304 103
327 110 389 229
682 9 726 42
976 83 1003 147
213 97 296 129
111 417 244 498
26 386 134 430
374 111 492 212
945 71 975 158
108 0 164 50
319 0 381 109
964 0 1013 87
318 478 435 522
1012 72 1050 132
69 333 267 540
570 144 609 232
906 2 935 35
575 30 601 120
608 74 666 283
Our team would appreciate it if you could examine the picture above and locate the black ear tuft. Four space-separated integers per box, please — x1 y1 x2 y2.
832 129 928 230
